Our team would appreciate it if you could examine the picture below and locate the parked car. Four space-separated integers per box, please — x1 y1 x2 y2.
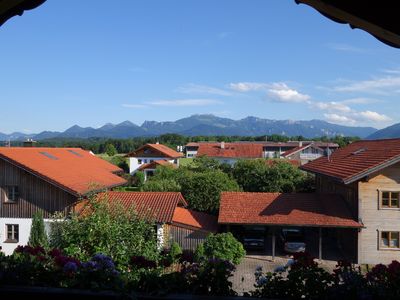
279 228 306 253
241 226 266 251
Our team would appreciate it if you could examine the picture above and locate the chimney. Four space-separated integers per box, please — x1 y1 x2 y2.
298 141 303 147
156 141 159 144
220 141 225 149
23 138 37 147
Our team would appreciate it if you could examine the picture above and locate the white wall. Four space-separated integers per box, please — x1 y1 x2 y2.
156 224 164 250
0 218 51 255
186 150 198 158
129 157 176 174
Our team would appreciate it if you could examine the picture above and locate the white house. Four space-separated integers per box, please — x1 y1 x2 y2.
126 143 183 175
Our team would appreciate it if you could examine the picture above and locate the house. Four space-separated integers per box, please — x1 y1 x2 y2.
0 147 127 255
184 141 337 166
137 160 176 181
281 142 325 165
93 192 218 250
126 143 183 175
218 192 361 261
301 138 400 264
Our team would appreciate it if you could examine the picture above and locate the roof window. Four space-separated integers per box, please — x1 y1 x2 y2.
39 152 58 160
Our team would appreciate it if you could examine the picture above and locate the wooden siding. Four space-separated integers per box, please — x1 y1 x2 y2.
358 162 400 264
166 224 211 251
315 175 358 218
133 147 169 158
0 158 78 218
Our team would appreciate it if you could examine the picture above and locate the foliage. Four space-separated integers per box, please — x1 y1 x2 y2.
169 242 183 264
28 211 49 248
49 194 159 269
180 258 237 296
198 232 245 265
131 171 145 187
252 252 334 299
0 246 123 291
233 159 308 192
180 171 240 214
194 243 205 262
186 155 222 172
105 143 117 156
141 178 181 192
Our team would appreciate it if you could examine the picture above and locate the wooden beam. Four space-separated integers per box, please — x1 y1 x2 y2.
272 229 276 261
319 227 322 260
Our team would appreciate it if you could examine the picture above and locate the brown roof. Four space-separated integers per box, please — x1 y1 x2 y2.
196 143 264 158
0 147 126 196
172 207 218 232
127 143 183 159
138 159 175 171
301 139 400 184
218 192 362 228
95 192 188 223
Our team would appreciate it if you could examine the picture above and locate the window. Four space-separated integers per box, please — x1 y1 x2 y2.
138 159 142 164
144 159 148 163
5 186 19 203
381 191 400 208
5 224 19 243
150 159 154 163
381 231 400 249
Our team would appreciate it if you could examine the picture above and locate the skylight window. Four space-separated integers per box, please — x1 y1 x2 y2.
39 152 58 160
67 149 83 157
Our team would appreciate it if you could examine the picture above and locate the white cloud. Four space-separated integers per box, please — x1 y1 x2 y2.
324 113 356 125
355 110 391 122
326 43 367 53
267 83 310 103
122 104 148 108
230 81 310 103
334 76 400 93
340 97 380 104
229 82 269 92
312 101 351 113
147 99 223 106
176 84 232 96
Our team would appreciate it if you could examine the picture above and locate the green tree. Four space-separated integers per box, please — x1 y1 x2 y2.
141 179 181 192
49 194 159 268
179 170 239 214
105 143 117 156
187 156 221 172
197 232 245 264
233 159 307 193
28 211 49 248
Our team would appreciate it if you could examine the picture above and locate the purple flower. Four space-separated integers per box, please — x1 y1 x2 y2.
63 261 78 273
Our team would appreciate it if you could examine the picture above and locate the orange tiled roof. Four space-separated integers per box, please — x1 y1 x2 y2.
0 147 126 196
218 192 362 228
127 143 183 159
196 143 264 158
301 139 400 184
138 159 175 171
172 207 218 232
95 192 188 223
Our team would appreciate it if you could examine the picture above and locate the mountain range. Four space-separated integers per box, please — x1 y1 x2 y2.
0 114 379 141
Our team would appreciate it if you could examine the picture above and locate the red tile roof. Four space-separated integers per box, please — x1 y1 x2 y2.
301 139 400 184
218 192 362 228
127 143 183 159
0 147 126 196
95 192 188 223
196 143 264 158
172 207 218 232
138 159 175 171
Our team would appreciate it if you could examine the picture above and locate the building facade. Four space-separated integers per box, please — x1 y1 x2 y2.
302 139 400 264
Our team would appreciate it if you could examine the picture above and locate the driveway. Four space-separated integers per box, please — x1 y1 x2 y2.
231 255 339 295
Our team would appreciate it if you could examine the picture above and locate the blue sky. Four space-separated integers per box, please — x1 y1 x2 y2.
1 0 399 134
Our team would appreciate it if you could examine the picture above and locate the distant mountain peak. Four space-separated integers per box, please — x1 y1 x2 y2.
0 115 379 141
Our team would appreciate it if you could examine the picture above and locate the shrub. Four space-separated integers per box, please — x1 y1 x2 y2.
169 242 182 263
28 211 49 248
198 232 245 265
49 193 159 269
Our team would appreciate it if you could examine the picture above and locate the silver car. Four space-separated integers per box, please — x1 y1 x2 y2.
280 228 306 253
